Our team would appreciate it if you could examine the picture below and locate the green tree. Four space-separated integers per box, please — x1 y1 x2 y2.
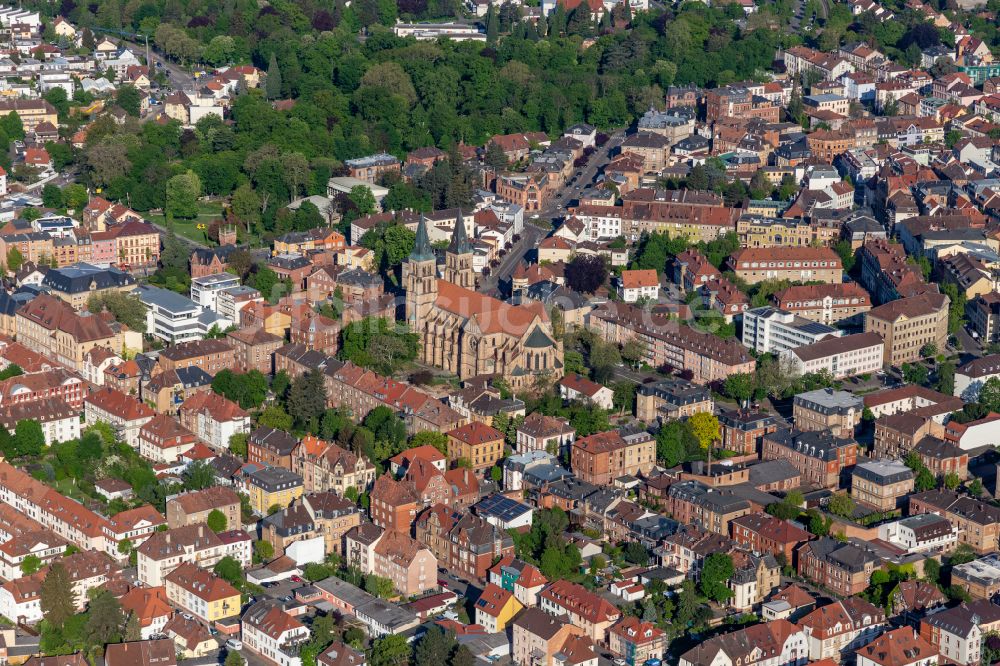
116 84 142 116
20 554 41 576
85 590 125 646
6 246 23 273
213 556 243 586
230 184 262 230
349 185 377 216
828 493 855 517
980 377 1000 412
40 561 76 628
255 540 274 561
87 292 147 333
225 651 245 666
288 369 329 429
371 634 410 666
415 627 455 666
723 373 755 403
42 183 63 208
969 478 984 497
943 472 960 490
409 431 448 456
229 433 248 457
207 509 228 532
265 53 282 100
11 419 45 458
700 553 734 602
166 171 202 219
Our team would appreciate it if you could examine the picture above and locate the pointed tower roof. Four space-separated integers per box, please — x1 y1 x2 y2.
410 214 434 262
448 210 472 255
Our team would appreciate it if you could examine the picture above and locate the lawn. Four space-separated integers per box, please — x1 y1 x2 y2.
152 200 226 246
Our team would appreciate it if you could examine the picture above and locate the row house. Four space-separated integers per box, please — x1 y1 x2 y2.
771 283 872 325
0 550 114 625
293 435 377 496
178 391 250 451
136 523 251 587
909 489 1000 553
727 247 843 285
84 387 155 449
414 503 515 581
0 462 111 555
798 597 886 661
0 370 86 414
262 492 361 557
570 430 656 486
678 619 808 666
797 538 881 596
729 512 812 565
103 505 167 561
588 302 755 383
761 429 858 489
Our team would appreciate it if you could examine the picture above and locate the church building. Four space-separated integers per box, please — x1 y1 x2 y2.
403 213 564 390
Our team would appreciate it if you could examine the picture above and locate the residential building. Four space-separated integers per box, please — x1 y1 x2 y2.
571 430 656 486
729 513 812 565
677 619 808 666
104 640 177 666
588 302 755 384
920 600 1000 666
909 489 1000 553
135 286 226 344
178 391 250 450
292 435 376 496
856 628 938 666
955 354 1000 402
166 486 241 530
242 600 310 666
164 562 241 623
772 283 872 325
617 269 660 303
512 607 585 666
539 580 621 643
446 422 504 472
851 459 914 511
793 389 863 439
727 247 843 285
797 538 881 596
635 379 713 423
608 617 666 666
559 374 615 409
370 474 420 533
262 492 360 557
136 523 248 587
0 398 79 446
720 410 780 456
245 467 304 515
798 597 886 661
951 554 1000 600
157 338 235 376
475 583 524 633
515 413 575 455
227 327 283 375
762 429 858 489
414 505 515 580
139 415 197 464
15 294 120 372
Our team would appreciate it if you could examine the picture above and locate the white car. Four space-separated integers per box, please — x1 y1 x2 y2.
226 640 243 651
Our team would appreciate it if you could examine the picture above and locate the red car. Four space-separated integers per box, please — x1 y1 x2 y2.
438 579 448 588
290 575 303 583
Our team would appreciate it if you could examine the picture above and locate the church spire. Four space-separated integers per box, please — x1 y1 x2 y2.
410 214 434 262
449 210 472 255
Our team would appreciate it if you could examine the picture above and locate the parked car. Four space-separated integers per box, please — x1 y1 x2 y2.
226 639 243 651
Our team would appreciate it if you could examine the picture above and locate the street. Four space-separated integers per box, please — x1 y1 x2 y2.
480 129 627 293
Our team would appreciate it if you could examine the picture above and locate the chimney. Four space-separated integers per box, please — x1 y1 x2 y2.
165 533 171 544
198 525 204 538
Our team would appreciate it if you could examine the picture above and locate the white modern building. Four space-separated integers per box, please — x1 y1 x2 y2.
190 273 240 312
742 306 842 355
134 285 231 343
782 331 884 379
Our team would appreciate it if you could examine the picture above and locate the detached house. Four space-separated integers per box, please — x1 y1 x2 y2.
242 600 310 666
